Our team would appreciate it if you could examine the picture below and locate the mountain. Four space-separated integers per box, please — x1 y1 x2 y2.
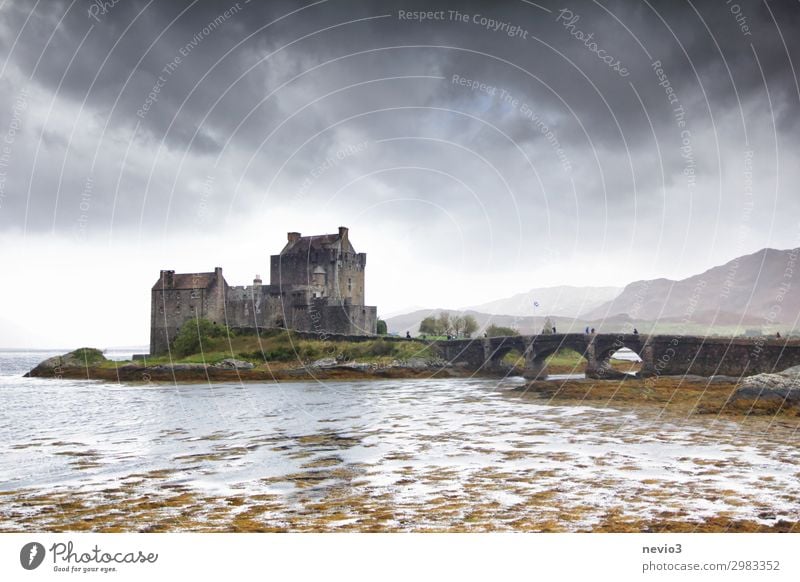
581 248 800 327
465 285 622 318
385 247 800 336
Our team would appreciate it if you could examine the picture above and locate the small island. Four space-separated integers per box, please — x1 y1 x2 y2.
26 323 800 418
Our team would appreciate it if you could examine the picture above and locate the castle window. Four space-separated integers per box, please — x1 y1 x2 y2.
348 278 352 293
312 266 326 287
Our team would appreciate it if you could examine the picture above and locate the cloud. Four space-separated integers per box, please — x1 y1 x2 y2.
1 0 799 343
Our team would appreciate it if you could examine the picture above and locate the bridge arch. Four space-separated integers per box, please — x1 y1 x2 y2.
586 335 647 378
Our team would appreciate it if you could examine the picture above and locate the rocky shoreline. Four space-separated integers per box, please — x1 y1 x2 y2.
518 367 800 415
23 349 476 383
23 348 800 414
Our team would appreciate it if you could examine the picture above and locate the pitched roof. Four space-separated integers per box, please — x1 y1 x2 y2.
281 233 350 255
151 272 219 290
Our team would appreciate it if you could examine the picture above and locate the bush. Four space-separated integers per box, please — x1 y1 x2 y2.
486 324 520 337
172 318 231 358
367 339 393 357
265 346 297 361
66 347 106 365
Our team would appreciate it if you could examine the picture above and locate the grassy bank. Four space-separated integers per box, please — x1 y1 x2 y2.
107 329 437 368
26 331 462 382
502 348 640 374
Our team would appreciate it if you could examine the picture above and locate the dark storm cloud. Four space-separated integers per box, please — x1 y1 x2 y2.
0 0 798 273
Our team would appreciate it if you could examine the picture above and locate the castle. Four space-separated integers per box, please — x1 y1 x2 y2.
150 227 378 355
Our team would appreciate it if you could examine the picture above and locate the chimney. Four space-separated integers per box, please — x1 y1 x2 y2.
254 274 262 287
338 226 349 245
160 270 175 288
288 232 301 243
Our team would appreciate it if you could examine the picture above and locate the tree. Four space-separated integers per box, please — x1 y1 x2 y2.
436 312 452 336
420 311 477 338
462 315 478 338
376 319 387 335
486 324 519 337
451 314 466 337
451 314 478 337
419 315 437 335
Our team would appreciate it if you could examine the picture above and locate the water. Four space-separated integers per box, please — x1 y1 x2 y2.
611 347 642 362
1 350 798 532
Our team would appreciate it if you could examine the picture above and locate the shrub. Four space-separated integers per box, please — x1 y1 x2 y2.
264 346 297 361
172 318 231 358
367 339 394 357
486 324 520 337
66 347 106 365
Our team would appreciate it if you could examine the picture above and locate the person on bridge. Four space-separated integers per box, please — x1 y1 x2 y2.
777 331 782 339
591 327 596 334
633 328 639 335
552 326 557 334
585 326 590 334
406 331 411 339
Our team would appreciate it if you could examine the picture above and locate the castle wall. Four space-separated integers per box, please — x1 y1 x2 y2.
335 252 367 306
224 285 290 329
304 299 377 337
149 270 226 355
269 249 366 304
149 229 377 355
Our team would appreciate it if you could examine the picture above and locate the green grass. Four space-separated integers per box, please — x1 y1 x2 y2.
106 330 437 367
545 348 586 367
501 347 634 370
67 347 107 365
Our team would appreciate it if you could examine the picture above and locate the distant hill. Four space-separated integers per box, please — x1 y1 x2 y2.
385 309 635 336
582 248 800 328
465 285 622 318
386 247 800 337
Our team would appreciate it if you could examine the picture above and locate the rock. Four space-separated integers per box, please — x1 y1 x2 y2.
777 365 800 378
707 375 741 384
148 363 208 372
25 347 107 377
390 357 447 370
213 358 254 370
310 357 337 368
730 366 800 409
336 362 373 371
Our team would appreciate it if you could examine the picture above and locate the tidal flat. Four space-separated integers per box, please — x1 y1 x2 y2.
2 351 798 533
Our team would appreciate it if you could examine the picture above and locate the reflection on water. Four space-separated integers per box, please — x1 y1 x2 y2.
0 350 798 531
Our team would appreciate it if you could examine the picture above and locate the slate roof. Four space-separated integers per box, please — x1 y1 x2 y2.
151 272 219 290
281 233 352 255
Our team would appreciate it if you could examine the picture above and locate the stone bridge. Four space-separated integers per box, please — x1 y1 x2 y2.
434 334 800 379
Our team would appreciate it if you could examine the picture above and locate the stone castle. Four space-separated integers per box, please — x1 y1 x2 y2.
150 227 377 355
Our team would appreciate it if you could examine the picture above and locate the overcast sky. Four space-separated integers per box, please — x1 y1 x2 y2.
1 0 799 347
